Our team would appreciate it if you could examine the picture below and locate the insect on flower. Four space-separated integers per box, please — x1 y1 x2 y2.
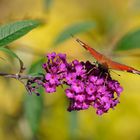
42 52 123 115
75 38 140 75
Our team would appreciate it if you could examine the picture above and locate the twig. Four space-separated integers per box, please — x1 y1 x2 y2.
0 72 44 95
0 72 40 80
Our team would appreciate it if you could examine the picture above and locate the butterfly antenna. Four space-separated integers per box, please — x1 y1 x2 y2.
110 69 121 76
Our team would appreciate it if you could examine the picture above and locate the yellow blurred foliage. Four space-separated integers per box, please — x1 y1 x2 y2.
0 0 140 140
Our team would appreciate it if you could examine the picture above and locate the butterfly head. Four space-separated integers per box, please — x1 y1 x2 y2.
98 63 109 74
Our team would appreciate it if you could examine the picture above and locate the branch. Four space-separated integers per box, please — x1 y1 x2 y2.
0 72 40 80
0 72 44 95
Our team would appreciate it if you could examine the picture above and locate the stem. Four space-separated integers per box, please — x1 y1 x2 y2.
0 72 42 80
0 72 44 95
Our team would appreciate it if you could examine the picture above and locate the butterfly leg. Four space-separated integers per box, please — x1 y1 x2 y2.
104 72 109 86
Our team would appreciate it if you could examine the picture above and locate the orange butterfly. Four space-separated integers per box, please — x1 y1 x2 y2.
75 38 140 75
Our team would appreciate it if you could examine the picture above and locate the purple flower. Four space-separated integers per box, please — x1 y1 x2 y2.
75 94 85 102
95 78 104 85
58 53 66 60
42 63 47 69
82 103 89 109
75 64 86 76
65 89 74 98
89 76 98 83
42 53 67 94
96 110 104 115
41 52 123 115
44 83 56 93
59 63 67 72
65 73 76 84
86 83 96 95
97 85 107 93
47 52 56 60
71 81 84 93
87 95 95 101
114 82 123 96
72 60 79 65
45 73 60 85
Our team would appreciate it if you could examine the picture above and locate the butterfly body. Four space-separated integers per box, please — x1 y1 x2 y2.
76 38 140 75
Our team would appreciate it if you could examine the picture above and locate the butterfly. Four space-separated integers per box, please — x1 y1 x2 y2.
75 38 140 75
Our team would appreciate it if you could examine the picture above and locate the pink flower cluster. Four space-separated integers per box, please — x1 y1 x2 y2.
42 52 123 115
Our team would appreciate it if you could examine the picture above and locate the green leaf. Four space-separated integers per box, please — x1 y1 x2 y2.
0 20 40 47
69 112 78 139
24 59 44 135
115 29 140 51
28 58 45 74
0 47 24 71
24 90 43 134
0 47 19 59
53 21 96 46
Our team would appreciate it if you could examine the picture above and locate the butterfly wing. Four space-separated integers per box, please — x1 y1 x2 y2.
75 38 105 63
106 59 140 75
76 38 140 75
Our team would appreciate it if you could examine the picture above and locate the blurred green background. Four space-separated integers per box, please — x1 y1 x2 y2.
1 0 140 140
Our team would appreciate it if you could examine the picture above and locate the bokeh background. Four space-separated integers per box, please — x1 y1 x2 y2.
0 0 140 140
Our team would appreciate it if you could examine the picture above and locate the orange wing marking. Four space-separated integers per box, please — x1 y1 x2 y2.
75 38 140 75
